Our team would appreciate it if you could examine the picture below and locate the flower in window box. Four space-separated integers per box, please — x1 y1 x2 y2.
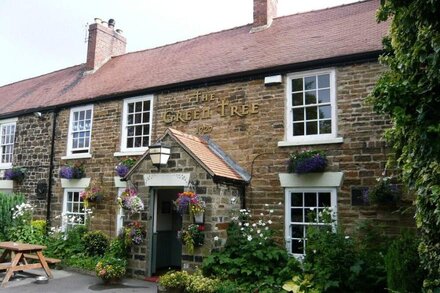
123 221 146 246
117 188 144 213
4 167 26 183
115 158 136 177
181 224 205 254
288 150 327 174
59 161 86 179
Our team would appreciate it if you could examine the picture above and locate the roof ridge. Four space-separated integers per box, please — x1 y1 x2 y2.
168 128 206 144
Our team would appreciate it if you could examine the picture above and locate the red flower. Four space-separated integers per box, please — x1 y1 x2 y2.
197 224 205 231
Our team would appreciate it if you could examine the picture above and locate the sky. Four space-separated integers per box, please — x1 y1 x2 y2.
0 0 359 87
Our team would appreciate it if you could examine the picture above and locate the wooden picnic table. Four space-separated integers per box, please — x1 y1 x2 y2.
0 241 53 287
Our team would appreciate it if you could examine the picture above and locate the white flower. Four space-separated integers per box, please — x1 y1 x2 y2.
244 223 249 227
265 227 269 230
252 223 256 227
240 227 244 231
313 250 317 254
257 229 261 234
214 227 219 231
278 202 282 205
260 213 264 216
310 207 315 211
269 209 274 214
264 204 269 207
345 236 350 239
267 220 272 224
247 235 252 241
259 233 264 237
214 236 219 241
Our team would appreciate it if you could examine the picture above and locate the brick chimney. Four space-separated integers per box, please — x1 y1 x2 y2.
86 18 126 72
251 0 278 32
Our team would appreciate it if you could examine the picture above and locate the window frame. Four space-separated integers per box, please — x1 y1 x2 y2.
284 188 337 258
120 95 154 153
66 105 94 157
283 69 339 145
0 118 17 169
62 188 87 231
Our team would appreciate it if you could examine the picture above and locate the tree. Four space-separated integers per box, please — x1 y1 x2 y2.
369 0 440 290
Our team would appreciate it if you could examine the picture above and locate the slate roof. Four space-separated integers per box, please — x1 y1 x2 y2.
0 0 387 118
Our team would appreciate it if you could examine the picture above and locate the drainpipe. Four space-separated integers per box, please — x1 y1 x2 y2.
46 109 58 232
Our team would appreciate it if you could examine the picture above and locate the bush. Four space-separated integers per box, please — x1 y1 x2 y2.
0 193 25 240
108 237 129 259
95 256 126 281
385 230 424 292
203 209 294 291
158 270 190 290
186 271 219 293
83 230 109 256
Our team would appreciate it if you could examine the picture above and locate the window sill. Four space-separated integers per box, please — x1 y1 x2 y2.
61 154 92 160
278 137 343 147
61 178 91 188
113 151 146 157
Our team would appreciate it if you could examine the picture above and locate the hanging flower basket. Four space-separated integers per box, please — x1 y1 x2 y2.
115 158 136 177
80 182 104 207
288 150 327 174
174 191 206 217
123 221 146 246
193 212 204 224
181 224 205 254
117 188 144 213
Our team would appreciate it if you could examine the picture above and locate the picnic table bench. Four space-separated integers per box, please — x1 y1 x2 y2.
0 241 60 287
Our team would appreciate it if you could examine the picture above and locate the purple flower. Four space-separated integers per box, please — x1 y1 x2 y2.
59 166 74 179
4 168 26 182
295 155 327 174
4 169 15 180
115 164 129 177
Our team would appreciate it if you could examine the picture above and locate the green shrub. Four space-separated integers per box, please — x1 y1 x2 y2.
95 256 126 281
0 193 25 240
108 237 129 259
186 271 219 293
83 230 109 256
44 225 88 259
385 230 424 292
158 270 190 290
202 209 293 292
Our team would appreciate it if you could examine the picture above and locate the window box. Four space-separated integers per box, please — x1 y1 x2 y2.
114 176 127 188
61 178 91 188
0 180 13 190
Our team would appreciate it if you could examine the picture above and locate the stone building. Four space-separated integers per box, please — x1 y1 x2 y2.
0 0 414 277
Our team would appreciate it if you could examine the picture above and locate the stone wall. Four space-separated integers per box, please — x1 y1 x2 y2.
127 135 241 277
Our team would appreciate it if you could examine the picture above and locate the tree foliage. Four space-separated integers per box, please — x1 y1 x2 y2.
370 0 440 290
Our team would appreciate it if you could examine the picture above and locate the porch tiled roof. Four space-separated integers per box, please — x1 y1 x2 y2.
0 0 387 117
167 128 247 182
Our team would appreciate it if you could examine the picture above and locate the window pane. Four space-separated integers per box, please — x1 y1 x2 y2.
127 114 133 125
135 126 142 136
142 137 149 147
143 125 149 135
304 193 317 207
85 110 92 119
306 107 317 120
306 121 318 135
134 137 142 147
292 78 303 92
293 122 304 136
135 113 142 124
304 76 316 90
305 91 316 105
135 102 142 112
143 101 150 110
291 225 303 238
318 193 331 207
142 113 149 123
127 126 134 136
291 208 303 222
318 74 330 88
305 209 317 222
293 108 304 122
318 89 330 103
128 103 134 113
320 120 332 134
319 105 331 119
127 137 133 148
292 93 303 106
291 239 303 254
291 193 303 206
79 111 84 120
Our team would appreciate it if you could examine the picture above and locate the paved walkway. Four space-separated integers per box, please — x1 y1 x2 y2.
0 268 157 292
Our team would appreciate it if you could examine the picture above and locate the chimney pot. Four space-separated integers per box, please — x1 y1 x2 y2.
86 18 126 72
94 17 102 24
116 29 123 34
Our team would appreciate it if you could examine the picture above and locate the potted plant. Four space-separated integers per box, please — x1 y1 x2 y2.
123 221 146 246
157 270 190 293
80 181 104 207
181 224 205 254
115 158 136 177
4 167 26 183
59 161 86 179
95 256 126 284
117 188 144 213
288 150 327 174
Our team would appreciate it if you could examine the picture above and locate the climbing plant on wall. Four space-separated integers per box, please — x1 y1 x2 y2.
369 0 440 289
